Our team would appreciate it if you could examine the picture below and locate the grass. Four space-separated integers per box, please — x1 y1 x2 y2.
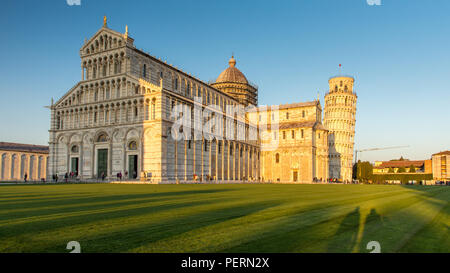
0 183 448 253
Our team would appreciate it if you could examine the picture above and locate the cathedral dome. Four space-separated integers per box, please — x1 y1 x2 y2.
215 56 248 84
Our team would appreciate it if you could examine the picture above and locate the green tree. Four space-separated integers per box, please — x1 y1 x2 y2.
397 167 406 173
388 167 394 173
356 161 373 183
409 165 416 173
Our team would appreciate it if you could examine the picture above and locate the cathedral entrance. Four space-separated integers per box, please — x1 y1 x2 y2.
128 155 138 179
97 149 108 178
293 171 298 182
71 157 79 175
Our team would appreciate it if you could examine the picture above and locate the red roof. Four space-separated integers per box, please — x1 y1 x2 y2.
375 160 424 169
0 142 49 154
432 151 450 156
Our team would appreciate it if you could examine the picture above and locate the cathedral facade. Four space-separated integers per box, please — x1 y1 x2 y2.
48 20 357 183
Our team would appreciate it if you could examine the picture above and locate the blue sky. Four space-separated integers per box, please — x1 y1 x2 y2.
0 0 449 162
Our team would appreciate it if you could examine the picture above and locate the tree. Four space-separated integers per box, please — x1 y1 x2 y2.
397 167 406 173
388 167 394 173
409 165 416 173
356 161 373 183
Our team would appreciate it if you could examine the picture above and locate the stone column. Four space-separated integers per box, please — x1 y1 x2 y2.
0 154 3 180
201 138 204 181
193 138 196 178
108 140 113 177
237 143 241 180
91 143 95 179
221 140 224 181
184 140 187 181
227 141 230 180
208 140 212 178
232 142 236 181
174 138 178 181
79 142 84 179
122 141 127 178
214 139 219 181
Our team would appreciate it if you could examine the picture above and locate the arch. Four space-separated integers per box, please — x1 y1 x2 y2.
71 145 79 153
11 154 17 179
128 140 138 150
95 132 109 142
20 154 27 179
1 153 5 179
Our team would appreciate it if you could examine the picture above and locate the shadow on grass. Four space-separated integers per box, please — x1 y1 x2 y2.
43 201 281 253
327 207 361 253
0 188 235 207
0 189 236 242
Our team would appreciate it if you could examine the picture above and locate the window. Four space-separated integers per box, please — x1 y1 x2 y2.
94 112 97 123
188 140 191 149
128 141 137 150
275 153 280 163
174 78 178 90
283 131 286 139
151 99 156 120
286 112 289 119
334 85 337 92
142 64 147 78
344 85 348 92
134 107 138 117
292 130 295 139
93 67 97 78
71 145 79 153
56 116 61 129
302 110 305 118
204 141 208 151
301 129 304 138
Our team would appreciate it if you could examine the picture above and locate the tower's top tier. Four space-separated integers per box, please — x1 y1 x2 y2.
328 76 355 94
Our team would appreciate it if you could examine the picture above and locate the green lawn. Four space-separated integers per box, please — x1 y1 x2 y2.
0 183 448 253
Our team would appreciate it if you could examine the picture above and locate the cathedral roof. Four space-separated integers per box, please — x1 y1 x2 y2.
215 56 249 84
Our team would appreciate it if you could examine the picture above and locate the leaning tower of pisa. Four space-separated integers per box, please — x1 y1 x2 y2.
324 76 357 182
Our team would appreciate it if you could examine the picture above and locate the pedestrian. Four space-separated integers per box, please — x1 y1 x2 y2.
64 172 68 182
124 171 128 179
24 173 28 183
101 172 105 181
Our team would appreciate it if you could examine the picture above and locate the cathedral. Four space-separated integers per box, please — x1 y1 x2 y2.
48 19 357 183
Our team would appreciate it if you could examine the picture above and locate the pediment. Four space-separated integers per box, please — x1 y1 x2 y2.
53 82 82 109
80 26 132 55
